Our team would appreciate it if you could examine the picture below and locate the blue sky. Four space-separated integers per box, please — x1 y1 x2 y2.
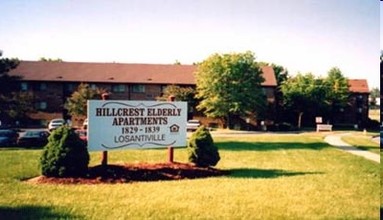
0 0 380 88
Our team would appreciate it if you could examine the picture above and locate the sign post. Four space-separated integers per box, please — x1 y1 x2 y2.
167 95 175 163
101 92 109 167
87 100 187 153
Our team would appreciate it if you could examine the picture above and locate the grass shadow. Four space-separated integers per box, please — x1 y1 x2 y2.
0 205 81 219
228 168 323 179
352 146 380 152
217 141 328 151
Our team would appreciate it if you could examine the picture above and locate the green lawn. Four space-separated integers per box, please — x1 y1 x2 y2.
0 134 380 219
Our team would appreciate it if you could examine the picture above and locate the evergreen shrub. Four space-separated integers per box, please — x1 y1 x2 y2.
187 126 220 167
40 126 89 177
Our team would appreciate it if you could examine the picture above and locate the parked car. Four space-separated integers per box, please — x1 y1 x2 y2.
17 130 50 148
48 118 65 131
187 119 201 132
0 129 19 147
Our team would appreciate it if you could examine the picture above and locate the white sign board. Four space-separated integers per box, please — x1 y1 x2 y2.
88 100 187 151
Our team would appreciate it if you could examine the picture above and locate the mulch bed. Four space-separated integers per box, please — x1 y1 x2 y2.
27 162 228 184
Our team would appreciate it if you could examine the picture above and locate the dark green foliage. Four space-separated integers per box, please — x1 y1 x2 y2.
40 126 89 177
0 53 33 123
187 126 220 167
195 51 266 128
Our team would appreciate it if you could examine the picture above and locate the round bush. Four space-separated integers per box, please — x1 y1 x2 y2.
40 126 89 177
187 126 220 167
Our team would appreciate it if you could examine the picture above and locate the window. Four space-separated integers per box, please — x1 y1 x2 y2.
90 84 97 90
20 82 28 91
38 83 47 91
64 83 76 92
132 85 145 93
112 84 126 93
35 102 47 110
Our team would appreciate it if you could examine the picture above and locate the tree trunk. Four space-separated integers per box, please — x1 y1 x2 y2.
221 117 228 129
297 112 303 129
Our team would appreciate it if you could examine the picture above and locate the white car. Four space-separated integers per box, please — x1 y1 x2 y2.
48 118 65 131
186 120 201 132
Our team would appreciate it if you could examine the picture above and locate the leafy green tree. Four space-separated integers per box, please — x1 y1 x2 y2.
64 83 100 117
195 51 266 128
281 73 327 128
369 87 379 106
157 85 196 103
323 67 349 123
0 51 33 124
324 67 349 106
4 92 34 120
157 85 197 118
0 52 20 94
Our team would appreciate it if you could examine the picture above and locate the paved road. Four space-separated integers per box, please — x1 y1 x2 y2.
324 134 380 163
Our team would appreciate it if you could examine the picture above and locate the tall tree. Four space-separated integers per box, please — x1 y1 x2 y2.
0 51 33 125
324 67 349 105
281 73 327 128
323 67 349 122
64 83 100 117
0 51 20 93
195 51 266 128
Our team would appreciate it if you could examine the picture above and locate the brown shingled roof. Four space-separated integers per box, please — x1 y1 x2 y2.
10 61 196 85
348 79 369 93
9 61 277 86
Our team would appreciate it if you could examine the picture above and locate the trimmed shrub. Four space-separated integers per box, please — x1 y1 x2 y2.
187 126 220 167
40 126 89 177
